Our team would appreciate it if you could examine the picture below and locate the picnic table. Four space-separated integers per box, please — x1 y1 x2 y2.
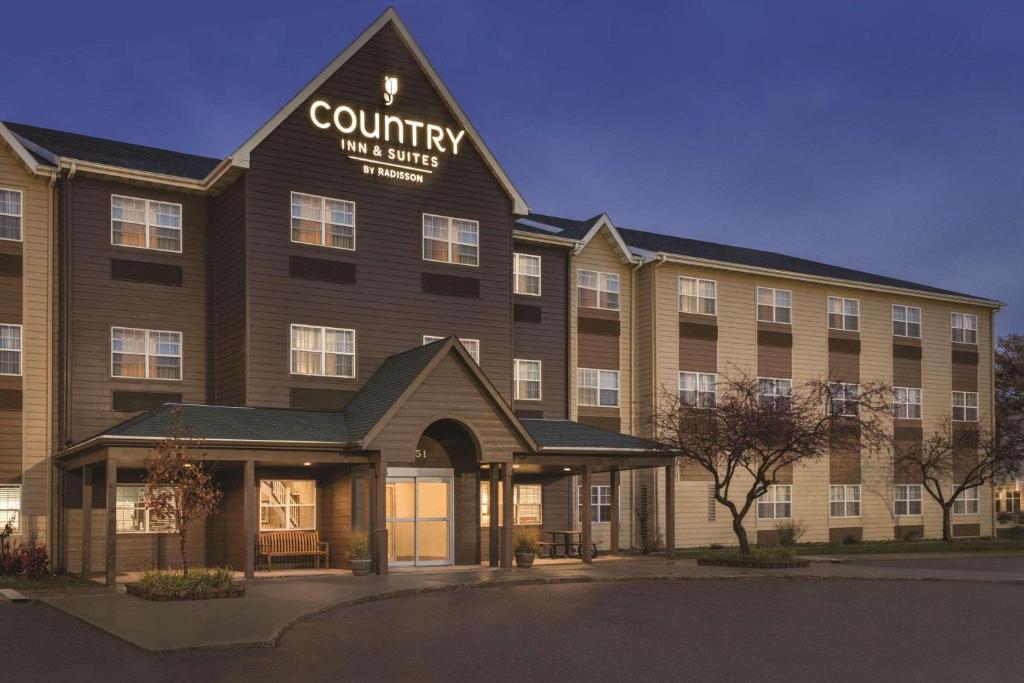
542 529 583 558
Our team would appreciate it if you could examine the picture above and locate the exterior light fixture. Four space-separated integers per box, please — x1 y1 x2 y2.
512 464 520 469
563 467 572 472
303 462 312 467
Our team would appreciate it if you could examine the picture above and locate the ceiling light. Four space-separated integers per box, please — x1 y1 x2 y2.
303 462 312 467
563 467 572 472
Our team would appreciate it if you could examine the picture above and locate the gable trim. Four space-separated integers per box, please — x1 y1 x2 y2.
574 214 639 265
227 8 529 215
0 123 56 176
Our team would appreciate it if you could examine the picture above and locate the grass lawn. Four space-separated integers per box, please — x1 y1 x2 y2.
0 574 98 592
659 538 1024 559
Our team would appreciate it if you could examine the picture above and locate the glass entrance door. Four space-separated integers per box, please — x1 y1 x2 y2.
386 469 453 567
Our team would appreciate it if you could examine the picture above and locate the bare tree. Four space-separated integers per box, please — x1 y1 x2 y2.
648 373 891 554
143 407 222 575
894 417 1024 541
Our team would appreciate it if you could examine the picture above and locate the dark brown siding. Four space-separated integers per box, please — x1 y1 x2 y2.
512 241 568 419
0 240 20 483
829 527 863 543
951 344 979 392
0 409 21 483
244 24 513 408
828 336 860 383
757 324 792 379
679 316 717 374
894 421 924 483
211 177 247 405
893 340 922 388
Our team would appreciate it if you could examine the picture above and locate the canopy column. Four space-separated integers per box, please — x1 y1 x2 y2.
664 462 676 560
500 463 513 568
104 458 117 586
581 465 593 563
609 468 620 556
488 466 500 567
373 460 388 575
81 465 92 578
244 459 255 578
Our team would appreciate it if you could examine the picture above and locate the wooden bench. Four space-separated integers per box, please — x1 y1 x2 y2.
257 530 329 571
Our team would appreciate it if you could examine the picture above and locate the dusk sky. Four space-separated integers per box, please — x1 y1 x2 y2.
4 1 1021 332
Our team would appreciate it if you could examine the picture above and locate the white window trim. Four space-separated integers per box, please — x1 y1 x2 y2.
829 484 861 518
577 484 613 524
951 312 978 345
0 323 23 377
678 276 717 316
422 212 480 267
828 296 860 331
894 484 923 516
892 386 923 420
952 391 979 422
110 326 183 381
756 286 792 324
679 371 716 408
577 269 620 311
480 482 544 526
110 194 183 254
259 479 317 531
423 335 480 364
951 485 980 516
115 484 177 534
577 368 620 407
892 304 922 339
513 253 542 296
828 382 860 417
756 484 793 520
0 187 23 242
289 190 356 251
514 359 543 401
290 324 357 378
0 483 21 533
758 377 792 409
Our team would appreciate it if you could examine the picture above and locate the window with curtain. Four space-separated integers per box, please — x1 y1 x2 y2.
680 371 716 408
894 485 922 515
111 195 182 252
679 276 716 315
892 387 923 419
115 485 176 533
422 213 479 266
828 296 859 331
952 391 978 422
952 486 979 515
514 253 542 295
0 484 20 532
757 287 792 323
111 327 182 380
951 313 978 344
290 324 355 377
577 270 619 310
479 482 543 526
290 191 356 250
0 324 22 376
0 188 22 241
578 368 619 407
829 485 861 517
828 382 859 417
892 304 921 338
757 485 792 519
514 359 542 400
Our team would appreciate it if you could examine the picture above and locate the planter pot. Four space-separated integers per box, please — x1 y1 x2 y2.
515 551 536 568
351 556 372 576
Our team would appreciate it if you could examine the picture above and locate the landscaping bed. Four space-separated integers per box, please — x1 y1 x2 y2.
126 567 243 602
697 547 810 569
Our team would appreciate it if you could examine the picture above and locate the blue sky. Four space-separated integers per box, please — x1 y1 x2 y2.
4 1 1022 332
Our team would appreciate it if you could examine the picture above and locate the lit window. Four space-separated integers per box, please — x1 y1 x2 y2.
290 325 355 378
290 191 355 250
0 189 22 241
952 486 979 515
115 485 176 533
577 270 619 310
514 253 542 295
111 327 181 380
479 482 543 526
0 324 22 376
892 387 922 419
514 359 542 401
758 377 792 410
757 287 792 324
828 296 859 331
679 277 716 315
111 195 182 253
423 335 479 364
1002 491 1021 513
828 382 859 417
680 371 716 408
894 485 922 515
892 305 922 338
951 313 978 345
829 485 861 517
423 213 479 266
757 485 792 519
0 484 20 532
260 480 316 530
578 485 612 523
578 368 619 407
952 391 979 422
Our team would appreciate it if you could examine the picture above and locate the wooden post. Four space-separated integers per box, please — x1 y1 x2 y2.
366 463 377 571
375 461 388 575
243 460 255 578
609 468 620 556
664 462 676 561
500 463 513 568
581 466 593 563
81 466 92 579
488 466 500 567
105 458 117 586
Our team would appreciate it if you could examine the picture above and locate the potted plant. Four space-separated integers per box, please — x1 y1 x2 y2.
350 533 371 576
514 528 539 568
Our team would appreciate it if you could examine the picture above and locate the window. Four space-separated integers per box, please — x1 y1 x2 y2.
479 482 543 526
892 305 922 338
290 325 355 378
115 485 176 533
680 371 716 408
578 368 619 407
758 377 792 410
829 485 861 517
0 484 20 532
757 485 792 519
0 324 22 376
514 359 542 401
260 480 316 530
577 270 619 310
894 485 922 515
952 391 979 422
423 336 479 364
111 327 182 380
290 191 355 250
579 485 612 523
0 189 22 241
952 486 979 515
951 313 978 345
757 287 792 324
828 296 859 331
111 195 182 252
1004 491 1021 513
892 387 923 419
514 253 542 295
679 277 716 315
828 382 859 417
423 213 479 266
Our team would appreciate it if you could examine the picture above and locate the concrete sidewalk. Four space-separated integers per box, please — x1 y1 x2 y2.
31 555 1024 653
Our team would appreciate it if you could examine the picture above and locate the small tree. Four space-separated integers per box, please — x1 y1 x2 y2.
996 334 1024 417
648 373 890 554
894 417 1024 542
144 407 222 575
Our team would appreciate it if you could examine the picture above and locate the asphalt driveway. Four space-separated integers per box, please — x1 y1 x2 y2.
849 553 1024 574
4 577 1024 682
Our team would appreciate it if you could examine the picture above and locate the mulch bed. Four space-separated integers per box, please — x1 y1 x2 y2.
697 558 810 569
125 583 245 602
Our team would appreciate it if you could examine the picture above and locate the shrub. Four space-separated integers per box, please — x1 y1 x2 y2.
0 525 51 579
135 567 237 600
997 513 1014 523
514 527 539 554
842 535 860 545
901 528 922 542
701 545 796 563
777 519 807 546
350 532 370 558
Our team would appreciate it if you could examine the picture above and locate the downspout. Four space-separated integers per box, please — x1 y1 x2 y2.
63 163 76 448
651 254 668 545
627 254 644 548
991 308 998 536
45 170 57 565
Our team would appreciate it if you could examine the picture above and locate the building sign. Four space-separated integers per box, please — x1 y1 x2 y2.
308 75 466 184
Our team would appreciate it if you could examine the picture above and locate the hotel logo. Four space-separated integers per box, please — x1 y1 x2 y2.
383 75 398 106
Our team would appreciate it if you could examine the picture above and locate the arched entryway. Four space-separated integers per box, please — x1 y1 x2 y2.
385 420 480 567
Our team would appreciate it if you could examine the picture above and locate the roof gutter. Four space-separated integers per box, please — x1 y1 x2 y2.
55 434 363 459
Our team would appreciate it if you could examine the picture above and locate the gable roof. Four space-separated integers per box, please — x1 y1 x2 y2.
228 7 529 215
521 419 651 452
